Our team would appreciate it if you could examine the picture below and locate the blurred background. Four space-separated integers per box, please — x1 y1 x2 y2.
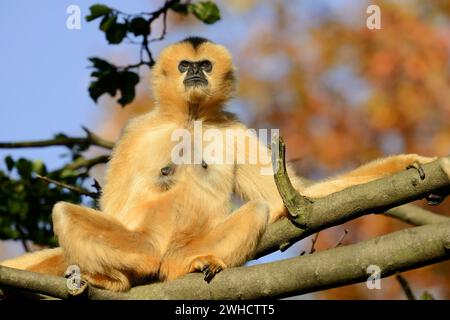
0 0 449 299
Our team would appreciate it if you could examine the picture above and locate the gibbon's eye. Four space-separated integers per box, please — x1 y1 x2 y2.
200 60 212 73
178 60 190 73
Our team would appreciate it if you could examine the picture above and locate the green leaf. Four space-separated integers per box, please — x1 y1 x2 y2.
89 69 121 102
86 4 112 22
117 71 140 106
129 17 150 36
54 133 69 140
170 1 189 14
88 82 105 102
188 1 221 24
16 158 32 178
32 160 45 175
5 156 14 171
100 14 117 32
60 168 77 179
105 22 127 44
88 57 115 71
420 291 435 300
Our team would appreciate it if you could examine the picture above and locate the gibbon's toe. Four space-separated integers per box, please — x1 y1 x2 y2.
202 264 223 283
189 255 226 283
405 155 438 180
406 161 426 180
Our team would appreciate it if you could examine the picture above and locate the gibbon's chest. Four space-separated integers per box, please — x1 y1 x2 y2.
146 123 236 197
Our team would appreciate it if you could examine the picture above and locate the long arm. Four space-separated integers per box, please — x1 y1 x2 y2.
302 154 436 198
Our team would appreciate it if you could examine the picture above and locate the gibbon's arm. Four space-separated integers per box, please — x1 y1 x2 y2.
302 154 437 198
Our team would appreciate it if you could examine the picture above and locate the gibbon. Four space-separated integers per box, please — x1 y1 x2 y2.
0 37 436 291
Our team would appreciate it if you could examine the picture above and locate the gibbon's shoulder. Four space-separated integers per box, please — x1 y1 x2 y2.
122 109 167 132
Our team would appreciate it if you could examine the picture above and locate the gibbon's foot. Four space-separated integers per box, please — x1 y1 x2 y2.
189 255 226 283
405 157 448 205
406 161 426 180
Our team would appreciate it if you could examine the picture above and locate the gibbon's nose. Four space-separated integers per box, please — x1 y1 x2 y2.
189 63 200 76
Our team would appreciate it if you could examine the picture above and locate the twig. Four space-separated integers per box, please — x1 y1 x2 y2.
63 155 110 171
395 273 417 300
16 225 31 253
120 0 176 69
334 228 349 248
35 175 99 199
91 179 103 195
150 0 169 43
142 35 155 67
299 232 319 255
309 232 319 254
81 127 115 149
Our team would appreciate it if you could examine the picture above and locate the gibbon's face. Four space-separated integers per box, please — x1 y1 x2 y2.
152 37 235 107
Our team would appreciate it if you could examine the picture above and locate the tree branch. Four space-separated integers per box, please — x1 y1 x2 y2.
256 153 450 258
62 155 110 171
35 175 100 199
395 273 417 300
2 139 449 299
2 221 449 299
0 127 114 150
385 204 449 226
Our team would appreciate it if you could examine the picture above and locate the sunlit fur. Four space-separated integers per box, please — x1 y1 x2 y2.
0 38 436 292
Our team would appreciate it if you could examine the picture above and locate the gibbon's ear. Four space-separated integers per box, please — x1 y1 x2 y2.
151 37 236 109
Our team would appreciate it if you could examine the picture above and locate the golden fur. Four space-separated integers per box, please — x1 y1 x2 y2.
1 38 436 291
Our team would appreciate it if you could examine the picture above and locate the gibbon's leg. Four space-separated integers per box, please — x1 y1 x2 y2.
52 202 162 291
302 154 437 198
161 200 270 282
0 247 67 276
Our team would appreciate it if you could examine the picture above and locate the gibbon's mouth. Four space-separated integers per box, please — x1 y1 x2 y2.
184 76 208 87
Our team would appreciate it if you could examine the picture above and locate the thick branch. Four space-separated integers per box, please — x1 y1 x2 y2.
280 177 446 227
256 156 450 257
2 221 449 299
0 266 122 300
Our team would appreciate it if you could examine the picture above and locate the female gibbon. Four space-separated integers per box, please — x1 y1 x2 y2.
1 37 435 291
